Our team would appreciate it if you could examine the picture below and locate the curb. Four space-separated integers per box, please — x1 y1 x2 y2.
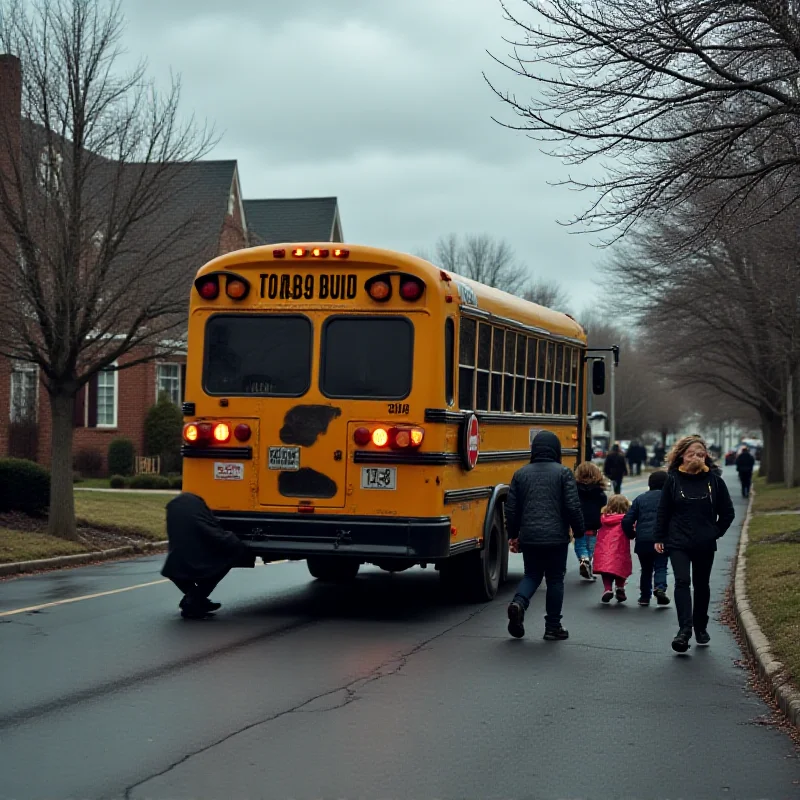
733 492 800 730
0 541 168 577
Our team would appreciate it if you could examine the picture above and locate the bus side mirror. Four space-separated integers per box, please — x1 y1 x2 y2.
592 360 606 395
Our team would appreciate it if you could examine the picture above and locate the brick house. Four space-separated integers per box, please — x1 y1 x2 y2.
0 54 346 473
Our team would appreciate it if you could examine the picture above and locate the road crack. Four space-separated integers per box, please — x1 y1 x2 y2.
122 606 487 798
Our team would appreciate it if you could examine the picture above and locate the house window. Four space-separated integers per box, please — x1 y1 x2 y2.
96 367 117 427
157 363 182 405
10 362 38 422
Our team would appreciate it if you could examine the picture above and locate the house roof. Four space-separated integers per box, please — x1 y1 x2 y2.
244 197 341 244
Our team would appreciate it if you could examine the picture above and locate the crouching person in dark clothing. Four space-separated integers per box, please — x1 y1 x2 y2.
506 431 585 641
162 493 253 619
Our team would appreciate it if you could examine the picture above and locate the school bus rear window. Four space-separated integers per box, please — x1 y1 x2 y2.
203 314 312 396
321 317 413 399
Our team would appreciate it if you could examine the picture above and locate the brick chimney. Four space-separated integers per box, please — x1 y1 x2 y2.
0 54 22 173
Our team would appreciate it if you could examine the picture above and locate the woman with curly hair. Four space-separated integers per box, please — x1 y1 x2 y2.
655 435 735 653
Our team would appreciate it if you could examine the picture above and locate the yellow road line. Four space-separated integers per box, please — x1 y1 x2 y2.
0 559 288 618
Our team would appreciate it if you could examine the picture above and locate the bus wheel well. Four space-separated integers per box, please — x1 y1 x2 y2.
485 485 510 583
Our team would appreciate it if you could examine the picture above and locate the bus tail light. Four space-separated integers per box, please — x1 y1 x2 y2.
183 422 212 444
390 426 425 450
399 277 424 301
333 248 349 258
354 427 371 446
234 423 251 442
366 275 392 302
195 276 219 300
213 423 231 443
371 427 389 447
225 277 249 300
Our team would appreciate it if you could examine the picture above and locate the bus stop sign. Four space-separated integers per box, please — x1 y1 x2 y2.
461 413 480 471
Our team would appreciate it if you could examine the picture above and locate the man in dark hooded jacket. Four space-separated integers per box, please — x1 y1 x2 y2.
735 446 756 498
505 431 585 641
162 493 252 619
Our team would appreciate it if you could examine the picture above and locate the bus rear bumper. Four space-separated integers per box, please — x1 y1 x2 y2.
215 511 453 561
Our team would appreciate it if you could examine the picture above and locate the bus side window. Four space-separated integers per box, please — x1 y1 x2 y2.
445 318 455 405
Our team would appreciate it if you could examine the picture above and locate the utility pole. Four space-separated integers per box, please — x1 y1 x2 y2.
609 353 616 447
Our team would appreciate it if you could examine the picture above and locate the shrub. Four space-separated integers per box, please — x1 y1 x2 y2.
109 474 127 489
108 437 135 477
74 448 104 478
129 474 171 490
169 476 183 490
0 458 51 514
144 393 182 473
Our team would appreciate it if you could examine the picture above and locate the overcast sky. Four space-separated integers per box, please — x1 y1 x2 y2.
121 0 607 313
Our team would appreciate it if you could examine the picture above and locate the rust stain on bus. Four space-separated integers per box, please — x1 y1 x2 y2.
279 405 342 446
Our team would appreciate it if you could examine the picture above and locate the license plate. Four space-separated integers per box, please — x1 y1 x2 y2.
360 467 397 490
214 462 244 481
268 446 300 471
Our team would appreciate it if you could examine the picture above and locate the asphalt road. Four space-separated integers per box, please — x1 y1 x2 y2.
0 468 798 800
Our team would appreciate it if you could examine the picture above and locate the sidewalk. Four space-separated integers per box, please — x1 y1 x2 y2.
74 487 179 495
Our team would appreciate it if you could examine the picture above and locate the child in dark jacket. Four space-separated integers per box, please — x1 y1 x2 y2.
622 470 670 606
573 462 608 580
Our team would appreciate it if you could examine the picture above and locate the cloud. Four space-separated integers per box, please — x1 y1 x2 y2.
120 0 607 312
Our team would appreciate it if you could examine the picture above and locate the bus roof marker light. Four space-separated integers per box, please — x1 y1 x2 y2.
292 248 308 258
312 248 329 258
273 249 286 258
333 248 350 258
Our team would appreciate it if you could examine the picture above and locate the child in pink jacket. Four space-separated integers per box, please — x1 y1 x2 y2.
593 495 633 603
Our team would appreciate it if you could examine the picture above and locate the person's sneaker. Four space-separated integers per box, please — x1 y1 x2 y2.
579 558 592 579
695 629 711 645
638 596 650 606
601 589 614 603
671 629 692 653
201 599 222 613
507 601 525 639
543 626 569 641
615 586 627 602
654 589 671 606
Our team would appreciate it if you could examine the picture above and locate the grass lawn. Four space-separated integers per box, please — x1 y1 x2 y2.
0 529 86 564
75 478 112 489
751 476 800 512
0 492 170 565
74 492 169 541
746 479 800 689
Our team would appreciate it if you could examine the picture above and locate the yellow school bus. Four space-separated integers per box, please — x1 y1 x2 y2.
181 243 602 600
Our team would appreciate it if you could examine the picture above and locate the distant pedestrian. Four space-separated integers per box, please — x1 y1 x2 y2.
505 431 585 641
622 470 671 607
162 492 252 619
655 436 735 653
593 495 633 603
654 444 666 468
628 440 644 476
573 462 608 580
604 444 628 494
735 446 756 498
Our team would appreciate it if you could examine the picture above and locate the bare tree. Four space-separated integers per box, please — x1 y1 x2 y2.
426 233 531 295
488 0 800 237
523 278 570 313
0 0 216 538
605 185 800 485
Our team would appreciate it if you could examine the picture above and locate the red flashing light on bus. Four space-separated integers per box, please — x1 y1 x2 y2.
399 279 424 301
197 278 219 300
292 248 308 258
333 248 350 259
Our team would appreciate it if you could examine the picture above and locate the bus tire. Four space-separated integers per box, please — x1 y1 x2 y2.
497 509 509 584
306 557 360 582
463 517 503 602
